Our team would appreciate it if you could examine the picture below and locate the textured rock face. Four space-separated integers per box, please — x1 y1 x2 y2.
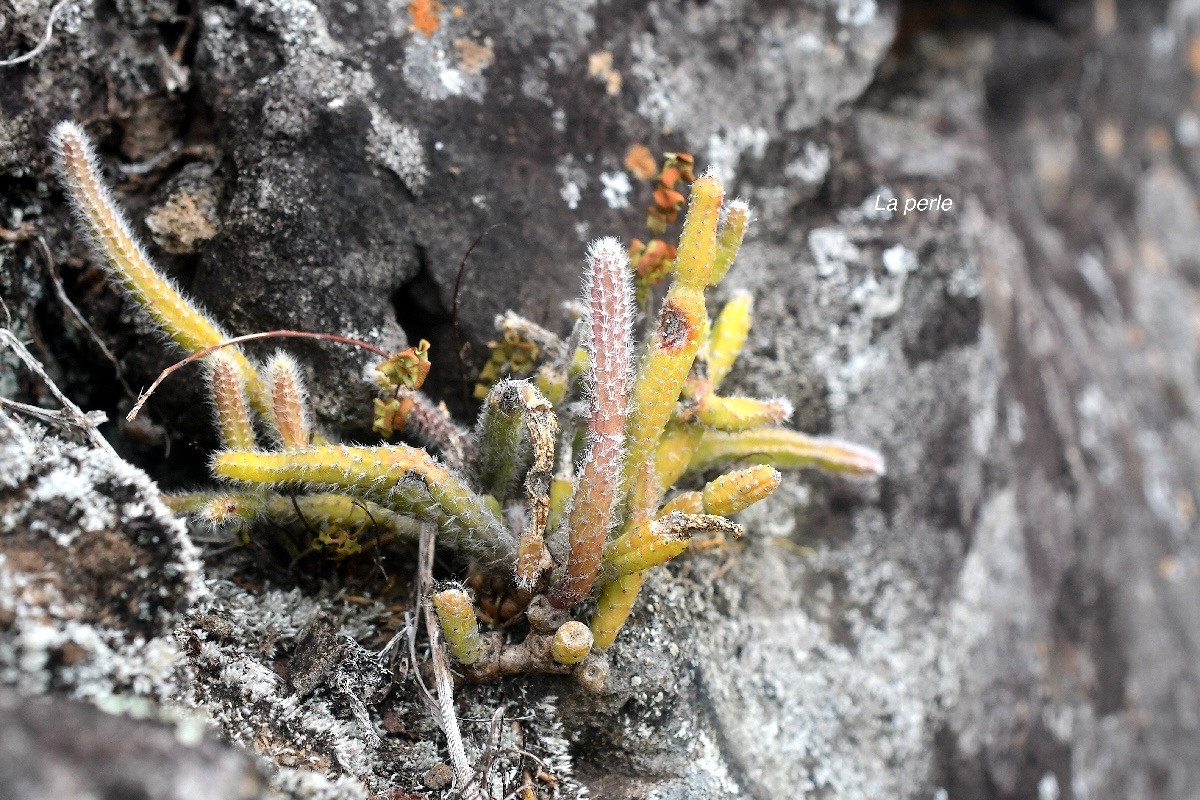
0 687 266 800
3 0 1200 799
0 410 203 702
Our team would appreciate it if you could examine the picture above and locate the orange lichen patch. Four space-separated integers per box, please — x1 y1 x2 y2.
653 185 686 216
625 145 658 181
646 153 697 233
408 0 443 36
1190 35 1200 77
455 37 494 74
660 153 695 185
451 5 465 17
587 50 623 95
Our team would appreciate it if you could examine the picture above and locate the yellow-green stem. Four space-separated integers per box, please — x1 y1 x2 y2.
688 428 886 477
212 445 515 568
431 588 484 665
51 121 267 412
624 174 724 506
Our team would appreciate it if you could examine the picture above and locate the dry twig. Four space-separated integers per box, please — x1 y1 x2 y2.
0 0 72 67
38 236 138 399
0 328 115 454
126 329 389 421
418 521 484 799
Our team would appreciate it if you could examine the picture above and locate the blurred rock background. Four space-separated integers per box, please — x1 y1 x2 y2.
3 0 1200 797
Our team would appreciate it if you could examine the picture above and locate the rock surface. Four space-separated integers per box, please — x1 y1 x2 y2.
4 0 1200 798
0 686 267 800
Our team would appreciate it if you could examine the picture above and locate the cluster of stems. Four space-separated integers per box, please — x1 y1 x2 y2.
52 122 885 692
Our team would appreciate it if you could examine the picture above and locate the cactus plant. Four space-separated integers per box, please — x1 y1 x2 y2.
51 121 885 689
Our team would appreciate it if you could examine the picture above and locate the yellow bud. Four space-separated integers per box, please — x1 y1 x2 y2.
551 621 593 665
710 200 749 286
431 588 484 665
701 465 782 516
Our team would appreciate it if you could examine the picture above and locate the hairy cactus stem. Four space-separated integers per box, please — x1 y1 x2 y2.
550 238 635 608
478 379 558 591
706 291 752 390
655 422 705 493
624 173 724 507
125 329 390 424
710 199 750 287
601 512 741 581
431 587 485 665
693 394 793 432
688 428 887 478
701 465 782 516
657 490 703 516
476 379 527 498
546 476 573 534
585 461 661 645
170 488 427 540
51 122 268 413
195 493 266 526
212 445 516 569
590 572 644 651
266 351 312 449
205 351 257 450
395 388 478 473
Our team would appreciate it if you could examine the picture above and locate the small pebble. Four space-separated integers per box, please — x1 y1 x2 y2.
423 763 454 790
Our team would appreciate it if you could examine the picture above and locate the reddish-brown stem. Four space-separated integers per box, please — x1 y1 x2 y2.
127 330 390 422
549 238 635 608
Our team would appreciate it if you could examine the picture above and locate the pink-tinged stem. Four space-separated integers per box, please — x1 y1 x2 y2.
549 238 634 608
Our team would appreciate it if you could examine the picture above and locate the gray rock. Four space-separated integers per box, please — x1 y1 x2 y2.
0 686 267 800
0 409 202 702
3 0 1200 799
